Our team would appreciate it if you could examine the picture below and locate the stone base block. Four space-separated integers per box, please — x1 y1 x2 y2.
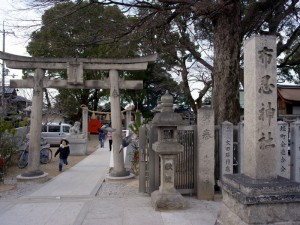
68 138 88 155
108 169 130 178
106 173 135 180
216 174 300 225
17 170 49 182
151 190 186 210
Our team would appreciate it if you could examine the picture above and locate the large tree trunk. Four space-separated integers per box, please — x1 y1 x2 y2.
212 1 241 125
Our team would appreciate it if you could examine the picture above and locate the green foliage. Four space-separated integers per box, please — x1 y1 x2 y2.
278 44 300 84
0 119 15 135
129 140 139 175
27 2 137 58
0 119 19 173
121 64 187 120
128 111 142 175
128 110 142 136
18 119 29 128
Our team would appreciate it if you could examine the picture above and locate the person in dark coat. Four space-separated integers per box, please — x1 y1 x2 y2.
107 131 113 151
54 139 70 172
98 129 105 148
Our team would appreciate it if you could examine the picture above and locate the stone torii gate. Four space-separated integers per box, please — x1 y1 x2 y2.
0 51 157 179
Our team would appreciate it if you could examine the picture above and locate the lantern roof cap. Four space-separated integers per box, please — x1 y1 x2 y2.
152 91 184 126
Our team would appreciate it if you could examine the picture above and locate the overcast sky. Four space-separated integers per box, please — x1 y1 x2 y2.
0 0 44 82
0 0 44 98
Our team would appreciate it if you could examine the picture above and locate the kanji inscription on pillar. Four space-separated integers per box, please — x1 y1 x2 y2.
244 36 277 179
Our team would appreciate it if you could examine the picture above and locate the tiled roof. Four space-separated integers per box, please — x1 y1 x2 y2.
12 95 30 102
278 85 300 103
0 86 15 95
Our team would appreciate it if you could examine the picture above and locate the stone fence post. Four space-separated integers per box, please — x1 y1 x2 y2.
237 121 244 174
291 119 300 182
197 106 215 200
139 125 146 192
277 121 289 179
82 106 88 138
219 121 233 179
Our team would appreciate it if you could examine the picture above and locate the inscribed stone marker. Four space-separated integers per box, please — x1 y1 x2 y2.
197 106 215 200
277 121 289 179
291 119 300 182
244 35 277 179
220 121 233 178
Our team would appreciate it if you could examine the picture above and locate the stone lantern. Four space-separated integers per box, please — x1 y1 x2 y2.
151 91 185 210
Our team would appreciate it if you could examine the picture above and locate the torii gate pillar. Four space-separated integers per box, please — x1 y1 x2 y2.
81 106 89 138
109 69 128 176
18 68 48 180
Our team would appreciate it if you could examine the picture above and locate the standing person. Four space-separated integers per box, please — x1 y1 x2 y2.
107 131 113 151
54 139 70 172
98 129 105 148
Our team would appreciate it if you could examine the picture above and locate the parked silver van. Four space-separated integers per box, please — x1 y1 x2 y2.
41 122 72 146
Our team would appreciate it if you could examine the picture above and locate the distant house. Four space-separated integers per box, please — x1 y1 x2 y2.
277 85 300 123
12 95 31 113
0 86 17 108
240 84 300 122
0 86 32 116
174 105 195 123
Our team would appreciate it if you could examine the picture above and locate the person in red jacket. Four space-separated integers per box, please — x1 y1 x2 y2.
54 139 70 172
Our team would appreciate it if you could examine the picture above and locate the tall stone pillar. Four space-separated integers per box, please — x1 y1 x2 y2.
291 119 300 182
277 121 289 179
219 121 233 178
244 36 277 179
197 106 215 200
82 106 88 138
216 35 300 225
20 68 48 179
237 121 244 174
109 69 129 177
125 109 131 129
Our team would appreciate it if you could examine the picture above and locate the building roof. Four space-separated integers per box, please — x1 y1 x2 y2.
277 85 300 103
12 95 30 103
0 86 15 95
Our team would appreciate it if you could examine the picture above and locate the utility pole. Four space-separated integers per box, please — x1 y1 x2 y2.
1 21 14 117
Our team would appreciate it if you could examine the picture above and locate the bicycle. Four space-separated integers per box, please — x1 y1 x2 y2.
18 138 52 169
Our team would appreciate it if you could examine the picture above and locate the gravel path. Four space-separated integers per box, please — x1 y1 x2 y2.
97 177 146 198
0 181 45 200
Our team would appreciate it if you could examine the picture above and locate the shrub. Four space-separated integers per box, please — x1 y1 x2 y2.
0 119 19 173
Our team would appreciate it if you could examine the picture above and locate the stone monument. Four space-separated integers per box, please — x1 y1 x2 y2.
197 106 215 200
216 35 300 224
277 121 289 179
67 121 88 156
151 91 186 210
219 121 233 178
81 106 89 138
291 119 300 183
